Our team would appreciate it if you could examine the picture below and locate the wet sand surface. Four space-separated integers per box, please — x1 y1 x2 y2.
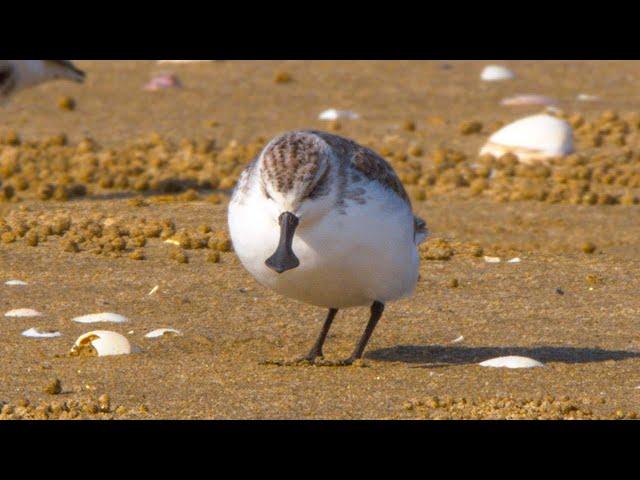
1 61 640 419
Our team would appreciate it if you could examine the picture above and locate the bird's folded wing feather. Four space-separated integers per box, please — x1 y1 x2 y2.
308 130 411 204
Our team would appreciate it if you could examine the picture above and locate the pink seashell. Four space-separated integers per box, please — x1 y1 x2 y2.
144 73 183 91
500 94 557 107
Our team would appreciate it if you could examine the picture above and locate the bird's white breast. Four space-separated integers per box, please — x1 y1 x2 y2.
229 180 420 309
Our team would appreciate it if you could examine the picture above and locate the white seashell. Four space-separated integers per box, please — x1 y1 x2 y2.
148 285 159 296
5 308 43 318
71 330 134 357
484 256 501 263
577 93 600 102
71 312 128 324
22 327 61 339
5 280 28 286
164 239 181 246
507 257 521 263
545 106 563 115
452 335 464 343
500 94 557 107
318 109 360 121
479 114 574 164
145 328 182 338
479 356 544 369
480 65 515 82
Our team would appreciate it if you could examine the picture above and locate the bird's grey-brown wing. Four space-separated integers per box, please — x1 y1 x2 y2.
308 130 411 204
0 62 16 100
230 157 258 205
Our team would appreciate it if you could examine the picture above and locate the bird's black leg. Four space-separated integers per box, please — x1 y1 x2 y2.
298 308 338 362
340 301 384 365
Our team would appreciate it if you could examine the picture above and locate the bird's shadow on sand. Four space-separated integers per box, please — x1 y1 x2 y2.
367 344 640 366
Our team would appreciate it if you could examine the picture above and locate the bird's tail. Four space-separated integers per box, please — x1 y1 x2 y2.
413 215 429 245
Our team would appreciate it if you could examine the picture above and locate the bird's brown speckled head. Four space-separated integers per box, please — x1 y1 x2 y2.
258 131 334 215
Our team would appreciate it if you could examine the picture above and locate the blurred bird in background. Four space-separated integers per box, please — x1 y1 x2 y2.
0 60 85 105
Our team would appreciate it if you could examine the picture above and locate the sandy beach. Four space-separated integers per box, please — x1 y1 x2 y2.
1 60 639 419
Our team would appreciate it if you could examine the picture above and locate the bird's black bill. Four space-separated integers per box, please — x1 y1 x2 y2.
265 212 300 274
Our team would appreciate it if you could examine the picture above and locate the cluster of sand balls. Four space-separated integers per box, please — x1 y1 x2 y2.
418 237 484 261
0 210 232 263
374 110 640 206
402 395 638 420
0 130 265 203
0 393 147 420
2 110 640 207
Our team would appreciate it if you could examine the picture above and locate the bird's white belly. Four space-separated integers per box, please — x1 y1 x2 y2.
229 193 419 309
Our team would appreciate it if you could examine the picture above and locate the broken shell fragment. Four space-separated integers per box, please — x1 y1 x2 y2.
577 93 600 102
480 65 515 81
144 73 182 91
479 356 544 369
479 114 574 164
22 328 62 339
5 280 28 286
5 308 43 318
507 257 521 263
145 328 182 338
71 312 128 324
70 330 133 357
483 256 501 263
500 94 557 107
318 109 360 121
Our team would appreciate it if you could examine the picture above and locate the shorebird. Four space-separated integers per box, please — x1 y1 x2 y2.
228 130 428 365
0 60 85 104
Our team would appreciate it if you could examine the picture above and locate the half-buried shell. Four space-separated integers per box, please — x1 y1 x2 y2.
70 330 134 357
145 328 182 338
479 356 544 368
71 312 128 324
22 327 62 339
5 308 43 318
480 65 515 81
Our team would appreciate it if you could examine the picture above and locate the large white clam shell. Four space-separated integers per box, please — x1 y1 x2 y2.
72 312 128 324
479 114 574 164
480 65 515 81
479 355 544 369
72 330 133 357
5 308 43 318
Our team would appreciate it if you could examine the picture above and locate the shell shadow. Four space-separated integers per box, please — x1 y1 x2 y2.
366 344 640 366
